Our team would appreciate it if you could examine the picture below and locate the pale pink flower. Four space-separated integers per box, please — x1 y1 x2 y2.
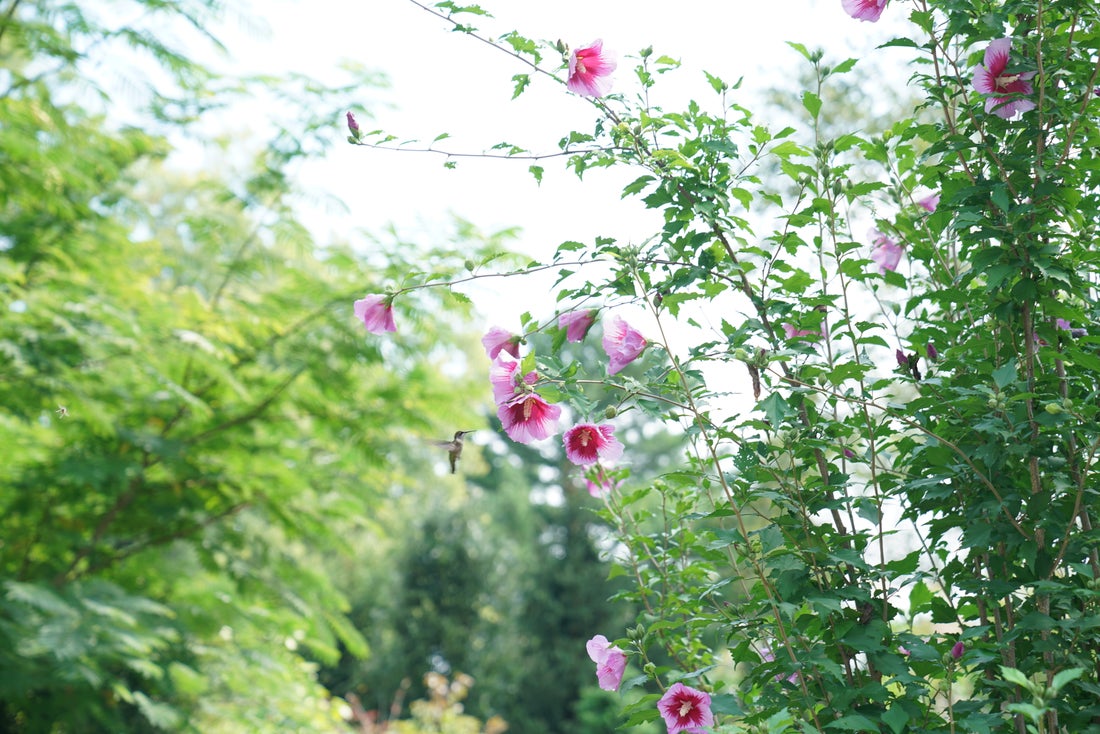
489 355 537 405
602 316 647 375
585 465 619 497
758 645 799 684
567 40 617 97
586 635 628 692
870 229 903 274
482 326 521 360
841 0 887 22
782 323 820 340
498 392 561 443
657 682 713 734
354 295 396 334
563 423 624 466
972 38 1036 119
917 192 940 212
559 310 598 342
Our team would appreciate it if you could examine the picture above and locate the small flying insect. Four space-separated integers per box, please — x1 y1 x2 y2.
56 405 69 419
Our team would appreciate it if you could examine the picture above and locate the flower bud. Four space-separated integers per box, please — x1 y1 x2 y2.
950 641 965 660
1044 403 1064 415
604 405 618 420
346 111 361 137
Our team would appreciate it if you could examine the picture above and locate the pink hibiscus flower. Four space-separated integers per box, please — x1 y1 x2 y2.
657 682 713 734
782 323 820 340
841 0 887 22
353 294 396 334
563 423 624 466
559 310 598 342
602 316 647 375
586 635 628 692
482 326 521 360
498 392 561 444
489 355 537 405
972 38 1036 119
870 228 903 273
917 192 940 212
567 40 617 97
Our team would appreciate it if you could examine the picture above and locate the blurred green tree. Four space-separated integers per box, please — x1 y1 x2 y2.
0 1 500 730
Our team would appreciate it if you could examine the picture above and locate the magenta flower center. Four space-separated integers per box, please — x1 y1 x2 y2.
679 701 694 717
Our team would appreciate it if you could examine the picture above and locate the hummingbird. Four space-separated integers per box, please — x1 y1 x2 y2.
433 430 475 474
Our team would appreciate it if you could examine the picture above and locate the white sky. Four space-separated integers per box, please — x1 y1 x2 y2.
215 0 911 262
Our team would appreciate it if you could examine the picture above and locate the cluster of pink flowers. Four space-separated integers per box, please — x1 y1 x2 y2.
586 635 627 692
586 635 713 734
489 350 561 444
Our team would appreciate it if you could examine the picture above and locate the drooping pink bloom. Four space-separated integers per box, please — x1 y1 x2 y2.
586 635 628 692
489 355 537 405
585 465 620 497
567 40 617 97
972 38 1036 119
498 392 561 444
657 682 713 734
917 192 940 212
563 423 624 466
353 295 396 334
870 229 903 274
602 316 647 375
841 0 887 22
559 310 598 342
482 326 521 360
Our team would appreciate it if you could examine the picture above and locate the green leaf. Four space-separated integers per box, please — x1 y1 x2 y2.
511 73 530 99
999 666 1031 688
826 714 880 730
883 705 909 734
802 91 822 120
992 360 1017 388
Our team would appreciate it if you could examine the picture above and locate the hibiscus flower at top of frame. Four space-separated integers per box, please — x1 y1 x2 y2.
841 0 887 22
